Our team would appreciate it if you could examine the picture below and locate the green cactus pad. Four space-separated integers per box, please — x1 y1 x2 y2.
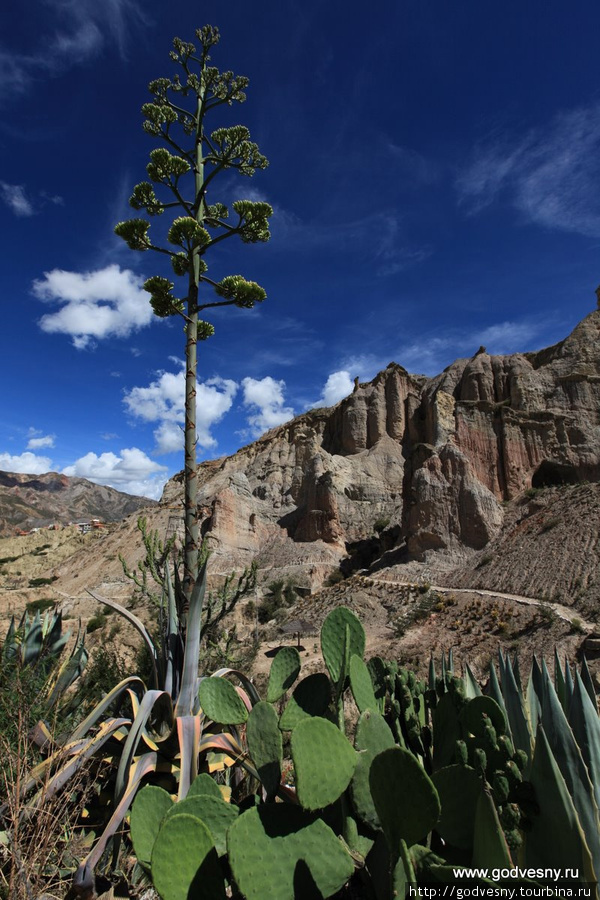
151 812 225 900
278 673 330 731
370 747 440 852
165 794 238 856
266 646 301 702
431 765 482 850
198 676 249 724
355 708 395 753
349 654 378 713
130 785 173 866
321 606 365 685
227 804 354 900
291 717 357 811
187 772 222 800
460 695 507 740
351 711 396 830
247 700 283 800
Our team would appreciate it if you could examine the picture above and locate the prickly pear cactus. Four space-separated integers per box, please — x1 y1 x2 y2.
198 675 249 724
130 785 173 867
266 646 301 702
227 804 354 900
351 710 396 830
370 747 440 852
164 794 238 856
246 700 283 800
321 606 365 685
187 772 223 800
349 654 378 713
431 764 483 850
151 812 225 900
278 672 330 731
291 716 357 811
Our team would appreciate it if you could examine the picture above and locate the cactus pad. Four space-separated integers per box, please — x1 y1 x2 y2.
246 700 283 800
278 673 330 731
370 747 440 851
130 785 173 866
349 654 378 713
351 710 396 829
165 794 238 856
227 804 354 900
151 812 225 900
187 772 222 800
431 764 482 850
266 646 301 702
198 676 248 724
321 606 365 685
460 695 507 740
291 717 357 810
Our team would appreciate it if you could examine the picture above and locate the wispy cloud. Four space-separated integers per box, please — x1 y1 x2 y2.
457 104 600 237
0 0 147 99
0 182 34 216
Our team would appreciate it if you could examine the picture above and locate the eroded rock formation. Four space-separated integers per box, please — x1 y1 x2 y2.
162 310 600 583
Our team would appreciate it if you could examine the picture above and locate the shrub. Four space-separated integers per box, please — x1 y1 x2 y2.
28 576 57 588
325 569 345 587
570 617 585 635
25 598 55 614
540 516 560 534
86 613 107 634
373 516 390 534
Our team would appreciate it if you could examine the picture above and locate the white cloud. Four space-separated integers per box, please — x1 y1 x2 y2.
242 377 294 436
457 104 600 237
27 434 55 450
315 371 355 408
0 182 34 216
62 447 168 500
34 264 155 349
0 451 53 475
124 368 238 454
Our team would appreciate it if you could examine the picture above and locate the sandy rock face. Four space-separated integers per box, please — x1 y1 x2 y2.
162 310 600 581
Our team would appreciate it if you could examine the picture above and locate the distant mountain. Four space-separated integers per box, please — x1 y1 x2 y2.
0 471 156 536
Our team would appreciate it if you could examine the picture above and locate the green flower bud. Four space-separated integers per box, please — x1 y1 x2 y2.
114 218 150 251
198 320 215 340
167 217 210 249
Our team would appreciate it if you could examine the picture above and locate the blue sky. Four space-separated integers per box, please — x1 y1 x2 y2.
1 0 600 499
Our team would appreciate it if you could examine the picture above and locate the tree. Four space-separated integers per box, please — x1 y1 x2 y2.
115 25 272 608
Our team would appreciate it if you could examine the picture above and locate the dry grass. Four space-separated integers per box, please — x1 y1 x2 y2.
0 676 97 900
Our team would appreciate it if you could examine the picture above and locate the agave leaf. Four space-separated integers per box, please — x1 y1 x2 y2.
463 663 482 699
487 663 507 718
564 659 574 710
177 715 202 800
526 663 542 738
163 562 182 697
174 562 207 717
22 611 43 665
447 648 454 674
472 789 512 868
569 673 600 813
26 718 131 810
1 616 16 663
114 690 173 803
580 657 597 712
525 726 596 881
428 656 436 691
46 635 88 708
70 676 145 741
87 589 159 689
539 661 600 878
81 751 158 875
554 648 567 713
499 653 532 769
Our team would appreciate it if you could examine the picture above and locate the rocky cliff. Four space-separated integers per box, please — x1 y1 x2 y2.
163 309 600 586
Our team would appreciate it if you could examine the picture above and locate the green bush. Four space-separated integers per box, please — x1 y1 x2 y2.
373 516 390 534
25 598 56 614
324 569 345 587
86 613 107 634
28 576 57 588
